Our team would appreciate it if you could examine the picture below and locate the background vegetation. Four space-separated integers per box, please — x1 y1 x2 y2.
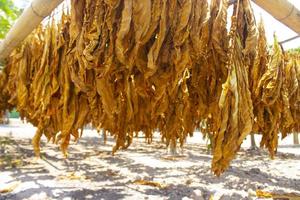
0 0 20 118
0 0 21 38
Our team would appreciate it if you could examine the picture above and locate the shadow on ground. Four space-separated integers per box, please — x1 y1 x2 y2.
0 134 299 200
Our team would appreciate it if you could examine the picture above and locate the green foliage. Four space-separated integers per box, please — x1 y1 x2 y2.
9 108 19 118
0 0 21 38
287 47 300 53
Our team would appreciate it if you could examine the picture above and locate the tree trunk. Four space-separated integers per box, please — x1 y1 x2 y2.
294 133 299 145
250 133 256 148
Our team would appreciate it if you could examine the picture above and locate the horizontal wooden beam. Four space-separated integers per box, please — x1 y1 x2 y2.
1 0 300 65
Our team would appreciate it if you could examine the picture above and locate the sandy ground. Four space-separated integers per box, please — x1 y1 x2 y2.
0 119 299 200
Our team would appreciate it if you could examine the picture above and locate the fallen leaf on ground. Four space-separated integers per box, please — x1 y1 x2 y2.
0 181 21 193
57 172 87 181
256 190 273 198
185 179 192 185
106 169 119 176
132 180 166 189
256 190 300 200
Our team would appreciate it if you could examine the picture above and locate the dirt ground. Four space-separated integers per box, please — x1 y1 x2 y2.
0 119 299 200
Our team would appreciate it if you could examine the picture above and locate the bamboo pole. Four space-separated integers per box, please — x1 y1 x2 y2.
279 35 300 44
0 0 64 65
252 0 300 35
1 0 300 65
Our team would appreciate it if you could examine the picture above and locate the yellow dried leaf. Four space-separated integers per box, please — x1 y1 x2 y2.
0 181 20 194
132 180 166 189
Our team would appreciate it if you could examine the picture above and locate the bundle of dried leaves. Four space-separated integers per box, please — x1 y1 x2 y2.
0 0 299 175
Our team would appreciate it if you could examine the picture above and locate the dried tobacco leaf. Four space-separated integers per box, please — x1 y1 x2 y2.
0 0 298 176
